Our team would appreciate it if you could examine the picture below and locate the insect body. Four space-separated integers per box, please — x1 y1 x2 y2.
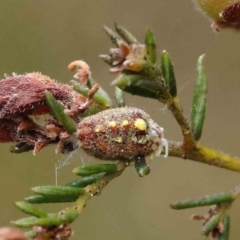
77 107 168 160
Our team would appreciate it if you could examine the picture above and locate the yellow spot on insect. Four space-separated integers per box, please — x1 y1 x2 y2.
121 120 129 126
134 118 147 131
108 121 117 128
114 136 122 143
94 125 104 133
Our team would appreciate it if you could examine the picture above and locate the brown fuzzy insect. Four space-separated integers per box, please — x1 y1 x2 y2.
77 107 168 160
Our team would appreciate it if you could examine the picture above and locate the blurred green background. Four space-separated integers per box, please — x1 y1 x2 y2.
0 0 240 239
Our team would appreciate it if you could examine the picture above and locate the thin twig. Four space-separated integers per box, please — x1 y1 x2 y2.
59 162 127 215
167 141 240 172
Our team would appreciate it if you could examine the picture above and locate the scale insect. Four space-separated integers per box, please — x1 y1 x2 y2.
77 107 168 160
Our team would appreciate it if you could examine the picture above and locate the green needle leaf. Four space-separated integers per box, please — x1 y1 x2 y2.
88 77 113 107
112 74 165 99
12 216 62 228
114 23 138 44
103 26 121 46
218 215 230 240
161 51 177 97
191 54 207 141
99 54 113 66
14 202 48 218
145 29 157 64
115 87 126 107
44 91 76 133
201 213 222 236
170 192 234 210
72 81 112 108
73 164 117 177
32 186 84 198
25 195 78 204
66 175 102 188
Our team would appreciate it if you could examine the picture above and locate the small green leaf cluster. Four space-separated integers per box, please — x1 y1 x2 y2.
12 162 119 239
171 192 233 238
102 25 207 142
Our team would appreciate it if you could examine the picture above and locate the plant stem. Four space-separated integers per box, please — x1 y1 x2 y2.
168 141 240 172
163 91 240 172
59 162 127 215
166 96 196 146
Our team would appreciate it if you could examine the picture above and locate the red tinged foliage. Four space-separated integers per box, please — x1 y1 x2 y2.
0 72 89 154
221 2 240 26
211 2 240 31
0 119 17 142
0 72 86 118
